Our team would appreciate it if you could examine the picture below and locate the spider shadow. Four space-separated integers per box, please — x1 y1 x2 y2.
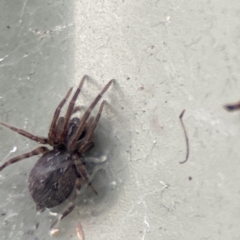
76 104 128 215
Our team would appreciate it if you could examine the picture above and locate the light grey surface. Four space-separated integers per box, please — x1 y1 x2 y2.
1 0 240 240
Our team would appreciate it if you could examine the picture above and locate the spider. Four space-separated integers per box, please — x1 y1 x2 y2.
0 75 114 228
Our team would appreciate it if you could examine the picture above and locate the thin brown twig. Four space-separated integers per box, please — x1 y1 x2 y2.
179 109 189 164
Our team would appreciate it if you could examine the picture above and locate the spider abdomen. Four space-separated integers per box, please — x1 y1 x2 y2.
28 150 77 210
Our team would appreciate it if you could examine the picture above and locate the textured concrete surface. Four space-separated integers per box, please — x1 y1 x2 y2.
1 1 240 240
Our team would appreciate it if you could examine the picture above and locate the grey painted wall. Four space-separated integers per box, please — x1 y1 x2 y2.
0 1 240 239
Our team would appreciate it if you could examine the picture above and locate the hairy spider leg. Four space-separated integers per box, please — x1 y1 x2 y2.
73 154 98 195
68 80 114 152
0 146 49 171
74 116 95 153
55 117 64 139
78 101 106 153
50 177 82 229
86 100 106 138
58 75 87 144
48 87 73 145
0 122 49 144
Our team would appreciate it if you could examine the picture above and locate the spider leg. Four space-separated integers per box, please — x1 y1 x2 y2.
0 146 49 171
50 178 82 229
73 154 98 195
0 122 48 144
56 117 64 138
72 116 95 152
58 75 87 144
48 87 73 145
68 80 114 151
86 100 105 139
78 101 105 153
78 142 94 154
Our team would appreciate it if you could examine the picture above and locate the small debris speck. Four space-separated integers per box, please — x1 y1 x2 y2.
76 222 84 240
50 228 60 237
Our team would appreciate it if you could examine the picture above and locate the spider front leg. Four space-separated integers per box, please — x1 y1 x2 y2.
0 146 49 171
48 87 73 145
56 117 65 139
58 75 88 144
78 101 106 153
68 80 114 151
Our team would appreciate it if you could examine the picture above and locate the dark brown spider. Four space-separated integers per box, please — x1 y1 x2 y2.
0 75 114 228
